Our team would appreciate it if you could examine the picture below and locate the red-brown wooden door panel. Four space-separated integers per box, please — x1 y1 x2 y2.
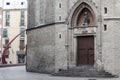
88 48 94 65
77 36 94 66
77 49 87 65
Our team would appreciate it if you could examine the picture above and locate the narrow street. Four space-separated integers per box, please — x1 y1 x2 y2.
0 66 119 80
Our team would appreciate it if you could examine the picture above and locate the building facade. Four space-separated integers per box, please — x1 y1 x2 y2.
27 0 120 76
0 0 3 63
2 0 27 64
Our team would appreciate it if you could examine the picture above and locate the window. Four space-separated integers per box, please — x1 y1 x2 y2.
21 2 24 5
104 7 107 14
104 24 107 31
17 54 25 63
4 39 9 58
5 50 9 58
5 11 10 26
59 3 61 8
6 2 10 5
59 34 61 38
59 16 61 21
3 39 9 48
20 28 25 37
3 29 8 37
19 40 25 50
20 11 25 26
5 39 9 45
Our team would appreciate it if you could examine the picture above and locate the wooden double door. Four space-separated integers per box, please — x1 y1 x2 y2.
77 36 94 66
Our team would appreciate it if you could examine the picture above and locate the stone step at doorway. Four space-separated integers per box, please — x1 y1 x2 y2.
52 66 118 78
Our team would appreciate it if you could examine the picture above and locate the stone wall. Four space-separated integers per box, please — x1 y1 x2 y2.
45 0 55 24
28 0 36 28
27 0 120 76
101 0 120 75
26 25 56 73
55 23 68 71
26 23 68 73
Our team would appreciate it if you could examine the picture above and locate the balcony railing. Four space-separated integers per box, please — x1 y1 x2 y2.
73 26 97 35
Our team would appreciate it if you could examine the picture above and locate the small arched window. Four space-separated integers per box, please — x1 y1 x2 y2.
104 7 107 14
59 16 61 21
104 24 107 31
59 3 61 8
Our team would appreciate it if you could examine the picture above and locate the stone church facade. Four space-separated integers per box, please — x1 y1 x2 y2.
26 0 120 76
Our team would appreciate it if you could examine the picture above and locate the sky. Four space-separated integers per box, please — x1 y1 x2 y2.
0 0 27 9
0 0 2 7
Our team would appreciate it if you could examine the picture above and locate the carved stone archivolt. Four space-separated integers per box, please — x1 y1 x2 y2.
72 3 96 27
68 0 98 28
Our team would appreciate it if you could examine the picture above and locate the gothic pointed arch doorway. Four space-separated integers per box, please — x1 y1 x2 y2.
75 4 95 66
68 1 97 67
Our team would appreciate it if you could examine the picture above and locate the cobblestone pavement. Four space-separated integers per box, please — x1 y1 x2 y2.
0 66 119 80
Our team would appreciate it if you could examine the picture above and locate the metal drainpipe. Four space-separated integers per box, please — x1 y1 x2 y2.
66 0 70 69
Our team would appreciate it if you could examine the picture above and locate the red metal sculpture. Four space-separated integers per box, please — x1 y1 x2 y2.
2 29 26 64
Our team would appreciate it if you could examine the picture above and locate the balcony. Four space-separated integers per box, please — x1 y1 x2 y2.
17 51 26 63
73 26 97 36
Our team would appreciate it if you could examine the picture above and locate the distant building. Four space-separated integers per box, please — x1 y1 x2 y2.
0 0 3 63
2 0 27 64
27 0 120 77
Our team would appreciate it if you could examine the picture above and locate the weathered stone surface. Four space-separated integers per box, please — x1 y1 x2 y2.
27 0 120 77
26 25 56 73
0 66 120 80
